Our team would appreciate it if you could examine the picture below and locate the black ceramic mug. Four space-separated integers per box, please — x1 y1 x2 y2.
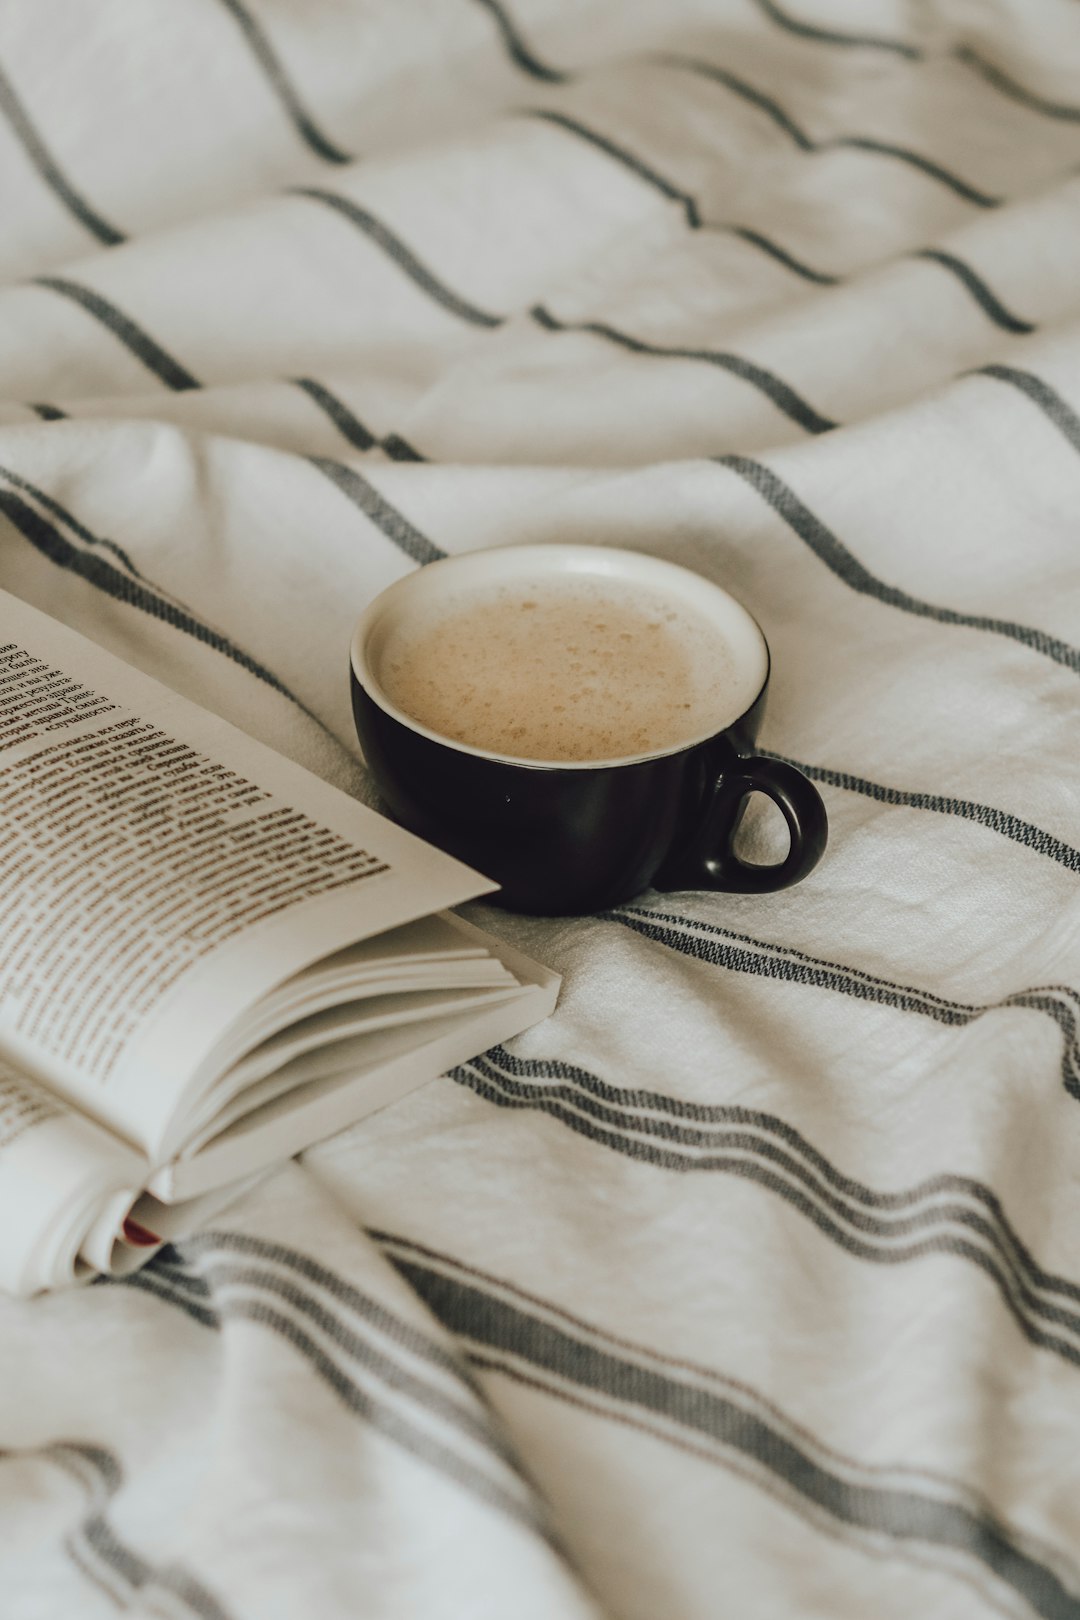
350 545 827 916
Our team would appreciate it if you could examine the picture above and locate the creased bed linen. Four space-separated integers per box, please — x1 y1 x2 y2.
1 2 1079 1616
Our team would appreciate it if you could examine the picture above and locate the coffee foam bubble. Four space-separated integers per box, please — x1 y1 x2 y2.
376 574 742 763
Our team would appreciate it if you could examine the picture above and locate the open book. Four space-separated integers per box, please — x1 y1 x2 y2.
0 589 559 1296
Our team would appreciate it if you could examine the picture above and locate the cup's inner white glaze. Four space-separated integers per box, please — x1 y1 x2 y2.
351 545 769 770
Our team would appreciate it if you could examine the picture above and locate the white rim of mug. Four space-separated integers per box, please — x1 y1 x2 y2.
350 544 771 772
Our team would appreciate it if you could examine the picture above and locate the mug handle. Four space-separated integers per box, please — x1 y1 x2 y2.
662 756 828 894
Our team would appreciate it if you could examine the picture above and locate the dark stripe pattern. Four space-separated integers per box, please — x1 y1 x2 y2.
376 1235 1080 1620
215 0 352 163
717 228 1034 338
32 277 201 391
768 750 1080 876
0 447 430 712
308 456 444 563
117 1246 220 1328
156 1232 557 1539
290 188 504 327
477 0 1080 146
448 1041 1080 1367
912 248 1034 334
972 366 1080 459
603 904 1080 1101
526 110 701 227
469 0 568 83
719 454 1080 675
529 108 1024 331
740 0 1080 134
662 55 812 150
6 1442 232 1618
750 0 921 59
716 223 839 285
382 432 427 463
0 462 146 578
952 44 1080 124
0 483 319 718
531 304 836 433
747 0 1080 132
0 58 125 246
660 54 1001 207
293 378 426 461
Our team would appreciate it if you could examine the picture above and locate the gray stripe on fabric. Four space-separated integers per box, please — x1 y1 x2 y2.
750 0 922 59
64 1534 132 1608
41 1444 233 1619
698 220 1028 334
214 0 352 163
952 45 1080 124
292 379 428 461
309 455 444 563
530 303 835 433
451 1052 1080 1366
0 486 325 725
290 188 505 327
469 0 569 82
659 53 815 148
971 366 1080 459
380 1249 1080 1619
748 11 1080 123
81 1515 153 1593
464 1044 1080 1304
717 228 1026 336
152 1568 237 1620
718 454 1080 674
0 461 146 578
170 1234 558 1533
81 1521 233 1620
525 110 701 226
835 136 1000 208
912 249 1035 334
535 244 1022 358
121 1269 221 1328
718 223 839 284
150 1247 217 1294
460 1352 1067 1620
610 906 1014 1020
381 432 427 462
293 378 377 450
166 1236 584 1573
0 58 125 245
120 1245 549 1514
766 751 1080 875
201 1259 514 1460
217 1294 545 1533
527 104 1013 325
181 1231 473 1379
31 277 201 391
373 1226 1080 1594
457 1045 1080 1325
660 55 1001 206
603 906 1080 1100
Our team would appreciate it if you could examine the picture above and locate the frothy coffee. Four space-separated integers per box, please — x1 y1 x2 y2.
376 574 740 763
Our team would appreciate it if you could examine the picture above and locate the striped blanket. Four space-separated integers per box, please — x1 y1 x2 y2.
2 2 1080 1615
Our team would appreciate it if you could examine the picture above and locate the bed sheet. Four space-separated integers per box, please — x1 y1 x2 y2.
1 2 1079 1616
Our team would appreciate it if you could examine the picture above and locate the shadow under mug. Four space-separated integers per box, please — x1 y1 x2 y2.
350 545 828 916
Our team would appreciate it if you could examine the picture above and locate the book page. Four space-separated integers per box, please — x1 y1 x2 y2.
0 591 497 1155
0 1057 143 1295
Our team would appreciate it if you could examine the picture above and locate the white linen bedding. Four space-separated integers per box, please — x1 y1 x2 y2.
1 2 1079 1615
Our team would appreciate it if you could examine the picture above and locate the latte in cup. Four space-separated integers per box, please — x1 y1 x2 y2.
373 569 766 765
352 545 826 912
